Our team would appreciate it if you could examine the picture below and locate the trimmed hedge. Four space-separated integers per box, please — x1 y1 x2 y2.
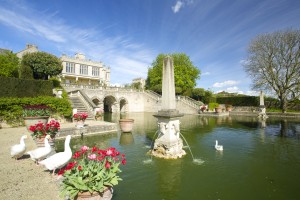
217 96 259 106
0 76 53 97
0 96 72 126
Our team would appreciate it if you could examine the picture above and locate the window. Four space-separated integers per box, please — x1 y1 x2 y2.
80 65 88 75
66 62 75 73
92 66 100 76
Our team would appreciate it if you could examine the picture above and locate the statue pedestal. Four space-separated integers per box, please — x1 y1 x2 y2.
152 110 186 159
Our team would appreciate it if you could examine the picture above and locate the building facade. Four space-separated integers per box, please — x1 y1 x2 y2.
15 44 110 86
60 53 110 86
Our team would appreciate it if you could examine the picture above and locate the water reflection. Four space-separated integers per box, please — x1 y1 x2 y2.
119 132 134 146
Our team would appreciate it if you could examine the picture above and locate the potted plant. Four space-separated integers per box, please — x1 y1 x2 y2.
225 104 233 112
28 119 60 147
73 112 88 127
119 119 134 132
59 146 126 200
23 105 51 130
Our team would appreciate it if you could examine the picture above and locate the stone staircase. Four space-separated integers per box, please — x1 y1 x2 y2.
69 96 94 120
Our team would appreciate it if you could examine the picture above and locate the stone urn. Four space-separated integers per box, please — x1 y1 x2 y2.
215 107 222 113
24 116 49 131
119 119 134 132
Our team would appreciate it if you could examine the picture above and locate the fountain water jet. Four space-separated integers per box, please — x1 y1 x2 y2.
151 56 186 159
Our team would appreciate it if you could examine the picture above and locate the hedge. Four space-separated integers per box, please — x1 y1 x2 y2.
217 96 259 106
0 76 53 97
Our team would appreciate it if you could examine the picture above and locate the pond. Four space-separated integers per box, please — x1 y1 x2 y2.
56 113 300 200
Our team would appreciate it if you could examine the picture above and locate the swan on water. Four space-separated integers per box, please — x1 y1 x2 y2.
215 140 223 151
39 135 72 175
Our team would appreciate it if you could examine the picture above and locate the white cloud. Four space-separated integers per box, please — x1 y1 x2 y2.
172 1 184 13
212 80 239 88
0 2 155 85
202 72 210 76
226 86 240 93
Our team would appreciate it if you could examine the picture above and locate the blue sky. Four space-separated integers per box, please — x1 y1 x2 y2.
0 0 300 95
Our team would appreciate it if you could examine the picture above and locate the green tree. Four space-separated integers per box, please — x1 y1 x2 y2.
192 88 205 101
0 51 19 78
243 29 300 112
21 52 62 80
146 53 200 95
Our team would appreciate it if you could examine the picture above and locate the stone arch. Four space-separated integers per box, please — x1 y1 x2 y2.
119 97 129 113
103 95 118 113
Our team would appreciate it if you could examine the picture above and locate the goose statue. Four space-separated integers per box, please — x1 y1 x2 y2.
39 135 72 175
27 135 52 165
215 140 223 151
10 135 27 159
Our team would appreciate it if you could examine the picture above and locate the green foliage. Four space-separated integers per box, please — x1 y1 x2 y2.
21 52 62 80
146 53 200 95
19 64 33 79
192 88 205 101
0 77 53 97
49 77 61 88
0 51 19 78
208 103 219 110
0 96 72 126
217 96 259 106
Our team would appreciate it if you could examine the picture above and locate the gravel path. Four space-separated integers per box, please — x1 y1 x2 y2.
0 126 61 200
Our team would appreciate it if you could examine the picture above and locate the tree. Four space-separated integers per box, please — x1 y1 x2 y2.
146 53 200 95
0 51 19 78
21 52 62 80
192 88 205 101
244 29 300 112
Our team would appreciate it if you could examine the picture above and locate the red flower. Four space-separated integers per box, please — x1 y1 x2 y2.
58 168 65 175
91 146 98 152
65 162 77 170
105 160 111 169
78 165 82 171
73 151 81 159
121 159 126 165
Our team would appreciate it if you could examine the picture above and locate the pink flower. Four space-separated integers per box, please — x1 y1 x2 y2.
88 154 97 160
81 146 89 153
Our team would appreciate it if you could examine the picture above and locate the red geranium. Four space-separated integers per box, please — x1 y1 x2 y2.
29 119 60 139
73 112 88 121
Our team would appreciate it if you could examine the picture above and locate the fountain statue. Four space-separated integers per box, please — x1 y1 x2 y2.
258 91 268 119
151 56 186 159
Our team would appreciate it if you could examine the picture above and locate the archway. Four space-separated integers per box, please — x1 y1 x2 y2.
103 95 118 113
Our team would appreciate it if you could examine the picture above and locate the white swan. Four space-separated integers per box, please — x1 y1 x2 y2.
39 135 72 175
27 135 52 165
11 135 27 159
215 140 223 151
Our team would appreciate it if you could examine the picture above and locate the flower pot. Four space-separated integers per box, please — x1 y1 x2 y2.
119 119 134 132
24 116 49 131
226 107 232 112
35 135 55 148
75 188 113 200
76 120 85 128
215 107 222 113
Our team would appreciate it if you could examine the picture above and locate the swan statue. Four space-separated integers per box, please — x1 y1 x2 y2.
11 135 27 159
39 135 72 175
215 140 223 151
27 135 52 165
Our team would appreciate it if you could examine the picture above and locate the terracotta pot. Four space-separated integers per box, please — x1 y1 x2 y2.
119 119 134 132
226 107 232 112
35 135 55 148
24 116 49 131
215 107 222 113
75 188 113 200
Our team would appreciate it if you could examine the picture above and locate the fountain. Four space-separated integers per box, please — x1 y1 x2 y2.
151 56 186 159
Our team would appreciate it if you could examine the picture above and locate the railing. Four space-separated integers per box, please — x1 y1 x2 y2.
69 90 99 116
145 90 161 100
62 83 140 92
178 95 203 110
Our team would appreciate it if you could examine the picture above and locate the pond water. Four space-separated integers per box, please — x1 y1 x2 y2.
56 113 300 200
